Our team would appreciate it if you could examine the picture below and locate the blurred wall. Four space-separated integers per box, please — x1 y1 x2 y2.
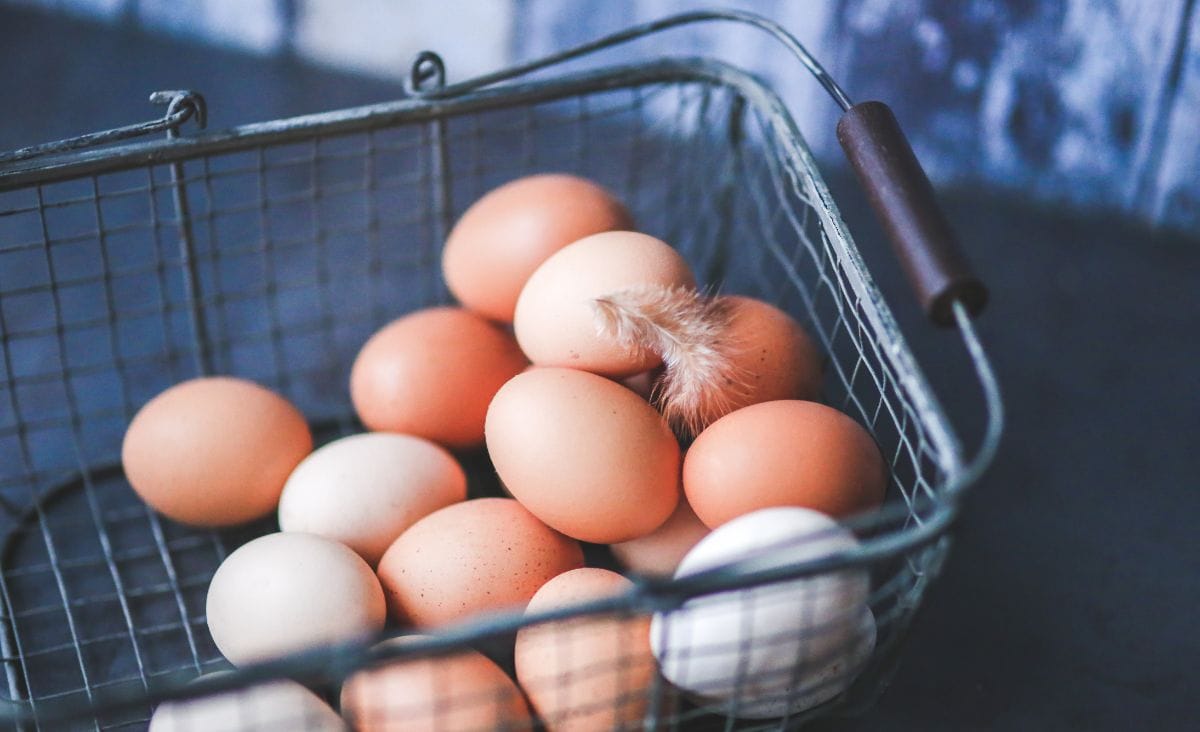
5 0 1199 233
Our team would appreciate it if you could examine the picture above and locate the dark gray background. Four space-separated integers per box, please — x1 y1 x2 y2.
0 4 1197 731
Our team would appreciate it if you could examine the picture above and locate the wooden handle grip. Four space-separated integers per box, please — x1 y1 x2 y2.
837 101 987 326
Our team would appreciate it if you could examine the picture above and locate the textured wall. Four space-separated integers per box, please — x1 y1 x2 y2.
5 0 1199 232
515 0 1200 233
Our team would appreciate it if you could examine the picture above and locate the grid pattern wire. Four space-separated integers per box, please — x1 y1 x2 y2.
0 70 956 731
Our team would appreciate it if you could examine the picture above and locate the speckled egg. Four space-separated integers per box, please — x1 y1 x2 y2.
719 296 823 413
375 498 584 627
341 636 532 732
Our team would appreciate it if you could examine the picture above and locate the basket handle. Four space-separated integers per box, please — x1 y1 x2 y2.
837 102 987 326
411 9 989 327
410 9 852 108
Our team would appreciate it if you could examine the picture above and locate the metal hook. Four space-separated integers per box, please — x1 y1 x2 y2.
149 90 208 134
406 51 447 96
0 90 209 165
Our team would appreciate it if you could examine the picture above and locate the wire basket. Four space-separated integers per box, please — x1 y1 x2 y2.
0 10 1001 731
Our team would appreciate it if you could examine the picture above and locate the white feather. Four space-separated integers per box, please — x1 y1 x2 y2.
592 285 749 437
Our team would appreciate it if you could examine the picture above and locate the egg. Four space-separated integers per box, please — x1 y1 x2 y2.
685 400 886 528
515 568 658 732
341 636 532 732
206 533 386 666
376 498 584 627
122 377 312 527
719 296 823 413
485 368 680 544
610 497 710 577
690 610 876 719
650 507 875 718
350 307 528 449
277 433 466 566
526 363 656 401
513 231 695 377
442 174 634 323
149 676 344 732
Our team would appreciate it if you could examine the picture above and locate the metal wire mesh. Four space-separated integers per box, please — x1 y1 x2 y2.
0 66 957 730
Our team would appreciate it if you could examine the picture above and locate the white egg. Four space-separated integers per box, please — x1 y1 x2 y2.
206 533 386 666
149 675 344 731
691 608 876 718
649 507 874 718
278 432 466 566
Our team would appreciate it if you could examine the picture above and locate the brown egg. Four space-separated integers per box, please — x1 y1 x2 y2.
722 296 823 411
122 377 312 527
513 231 695 377
350 307 528 449
610 497 710 577
206 533 386 666
684 401 886 528
485 368 681 544
515 568 657 732
442 174 634 323
524 364 656 401
341 636 532 732
376 498 584 627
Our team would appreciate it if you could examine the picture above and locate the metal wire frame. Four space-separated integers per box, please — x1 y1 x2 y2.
0 12 1002 732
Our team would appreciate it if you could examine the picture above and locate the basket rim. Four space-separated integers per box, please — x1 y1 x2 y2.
0 53 969 480
0 58 769 190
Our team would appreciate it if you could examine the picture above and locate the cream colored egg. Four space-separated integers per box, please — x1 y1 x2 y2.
278 433 466 566
206 533 386 666
513 231 695 377
341 636 532 732
149 676 344 731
